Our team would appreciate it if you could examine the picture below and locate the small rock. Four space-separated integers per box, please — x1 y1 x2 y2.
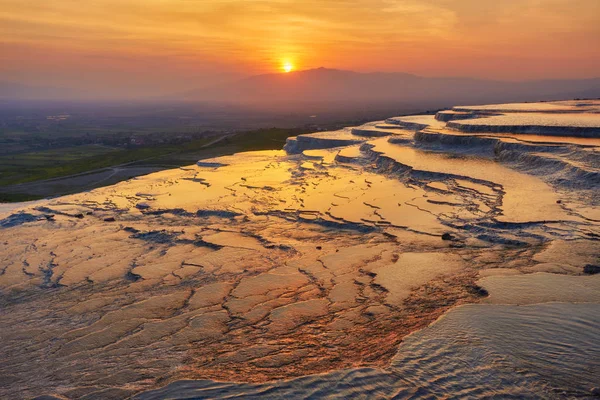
103 217 116 222
466 284 489 297
125 271 142 282
43 214 55 221
556 200 562 204
441 233 454 241
74 213 84 219
316 246 322 250
583 264 600 275
86 211 93 215
136 203 151 210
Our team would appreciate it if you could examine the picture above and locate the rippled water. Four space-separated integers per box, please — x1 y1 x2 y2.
137 303 600 399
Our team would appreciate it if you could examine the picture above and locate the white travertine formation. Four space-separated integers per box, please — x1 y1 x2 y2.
1 100 598 399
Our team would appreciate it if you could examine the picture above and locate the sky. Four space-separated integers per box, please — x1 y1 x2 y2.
1 0 599 97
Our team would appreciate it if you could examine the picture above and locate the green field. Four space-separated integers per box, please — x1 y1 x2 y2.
0 128 306 201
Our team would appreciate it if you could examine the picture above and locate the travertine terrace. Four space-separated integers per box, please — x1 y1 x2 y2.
1 100 599 399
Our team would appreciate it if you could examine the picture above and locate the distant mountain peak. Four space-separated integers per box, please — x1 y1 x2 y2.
178 71 600 107
294 67 355 74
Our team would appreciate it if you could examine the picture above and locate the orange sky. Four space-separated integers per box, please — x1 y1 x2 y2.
1 0 599 97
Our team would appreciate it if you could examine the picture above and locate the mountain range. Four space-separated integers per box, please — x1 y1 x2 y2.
2 68 599 107
180 68 600 106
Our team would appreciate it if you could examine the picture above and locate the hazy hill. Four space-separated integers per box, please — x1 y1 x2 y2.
2 69 599 108
181 67 600 107
0 81 80 101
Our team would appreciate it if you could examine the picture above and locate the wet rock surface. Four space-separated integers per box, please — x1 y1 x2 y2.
136 302 600 400
0 100 599 399
584 264 600 274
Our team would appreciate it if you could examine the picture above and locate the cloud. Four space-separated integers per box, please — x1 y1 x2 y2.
0 0 598 93
380 0 458 36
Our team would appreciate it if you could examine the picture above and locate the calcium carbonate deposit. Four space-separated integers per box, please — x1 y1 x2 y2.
1 100 599 399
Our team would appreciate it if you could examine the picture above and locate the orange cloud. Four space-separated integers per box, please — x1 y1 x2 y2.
1 0 599 96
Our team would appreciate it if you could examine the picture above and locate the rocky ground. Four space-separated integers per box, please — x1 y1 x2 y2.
0 100 599 399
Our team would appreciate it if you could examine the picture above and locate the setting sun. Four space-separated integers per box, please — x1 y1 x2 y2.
283 62 294 73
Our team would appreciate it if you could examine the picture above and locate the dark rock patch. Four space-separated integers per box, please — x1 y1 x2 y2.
196 209 241 218
583 264 600 275
465 284 489 297
131 230 177 244
125 270 142 282
0 212 41 228
441 233 454 241
136 202 151 210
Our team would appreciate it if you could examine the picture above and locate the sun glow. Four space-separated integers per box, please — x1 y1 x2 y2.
282 62 294 73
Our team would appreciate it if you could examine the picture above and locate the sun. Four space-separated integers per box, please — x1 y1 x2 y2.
282 62 294 73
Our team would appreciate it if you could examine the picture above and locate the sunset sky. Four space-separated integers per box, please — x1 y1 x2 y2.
1 0 599 97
